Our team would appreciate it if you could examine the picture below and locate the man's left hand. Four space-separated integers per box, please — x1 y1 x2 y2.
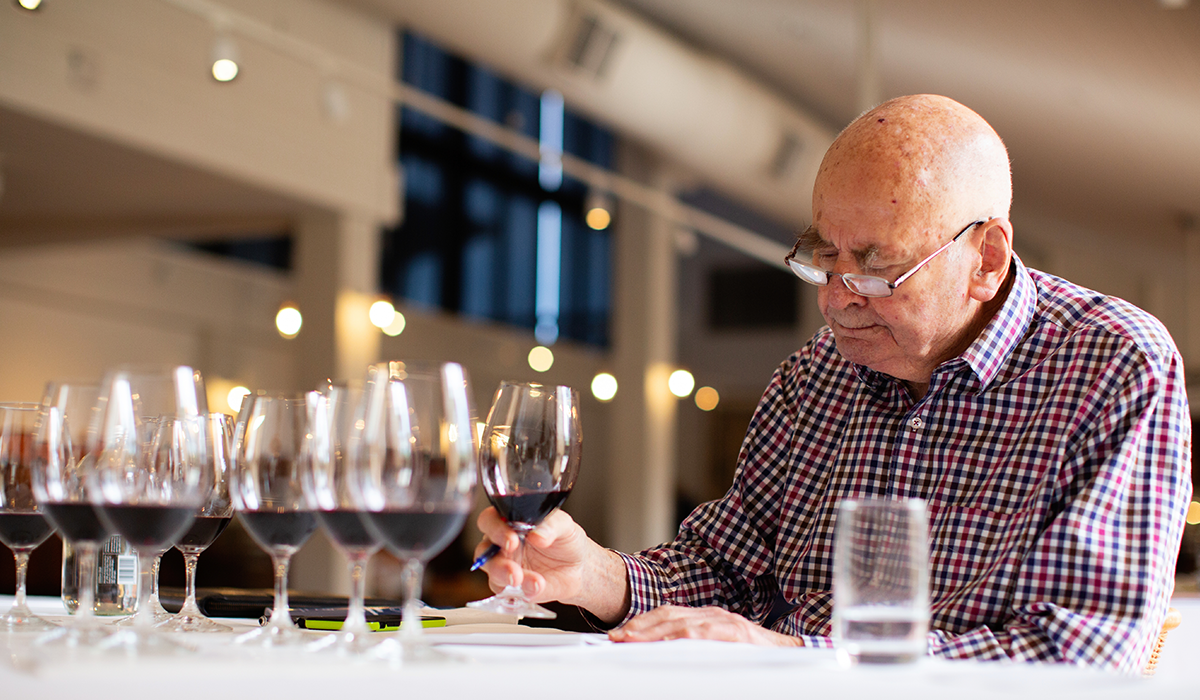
608 605 803 646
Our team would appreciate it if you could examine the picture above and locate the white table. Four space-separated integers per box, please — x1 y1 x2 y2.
4 595 1199 700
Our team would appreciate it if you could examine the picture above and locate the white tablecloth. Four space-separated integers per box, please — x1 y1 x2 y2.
4 595 1199 699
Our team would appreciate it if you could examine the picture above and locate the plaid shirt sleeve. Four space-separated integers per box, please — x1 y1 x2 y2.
617 356 804 624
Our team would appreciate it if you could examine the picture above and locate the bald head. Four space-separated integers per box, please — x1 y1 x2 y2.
814 95 1011 237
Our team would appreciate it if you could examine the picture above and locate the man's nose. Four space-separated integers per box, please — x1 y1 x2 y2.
823 272 867 309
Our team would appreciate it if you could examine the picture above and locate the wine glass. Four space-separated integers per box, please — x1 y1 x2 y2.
159 412 235 633
467 381 581 619
87 366 211 654
350 362 477 661
301 382 384 654
31 381 114 647
230 392 322 648
0 403 59 634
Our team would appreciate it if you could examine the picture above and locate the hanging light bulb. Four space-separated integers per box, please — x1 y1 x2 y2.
275 303 302 339
584 189 614 230
211 34 240 82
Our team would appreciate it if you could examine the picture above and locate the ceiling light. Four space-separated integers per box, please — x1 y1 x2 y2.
585 189 613 230
211 34 240 82
226 386 251 413
15 0 43 11
528 346 554 372
275 304 302 339
382 311 406 337
369 299 396 329
668 369 695 398
591 373 618 402
694 386 720 411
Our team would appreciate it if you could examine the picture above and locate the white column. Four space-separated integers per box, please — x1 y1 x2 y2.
607 147 680 553
289 208 383 594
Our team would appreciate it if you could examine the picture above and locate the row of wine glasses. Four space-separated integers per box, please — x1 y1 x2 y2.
3 360 584 664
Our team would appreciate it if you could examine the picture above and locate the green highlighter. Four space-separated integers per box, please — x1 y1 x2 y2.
296 615 447 632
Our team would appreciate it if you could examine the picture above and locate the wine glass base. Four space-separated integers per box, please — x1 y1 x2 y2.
157 613 232 634
96 626 196 656
306 628 383 656
466 586 558 619
371 635 458 665
35 623 116 648
1 607 60 634
234 621 306 648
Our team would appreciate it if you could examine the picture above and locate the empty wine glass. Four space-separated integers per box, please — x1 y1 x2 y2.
160 412 235 633
467 381 581 619
88 366 211 654
0 403 59 634
231 392 322 648
350 362 477 662
301 382 384 654
31 381 114 647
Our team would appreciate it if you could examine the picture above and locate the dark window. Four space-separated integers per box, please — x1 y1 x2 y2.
188 235 292 271
707 267 799 330
380 31 614 347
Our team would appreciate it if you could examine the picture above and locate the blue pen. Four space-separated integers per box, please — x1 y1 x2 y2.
470 543 501 571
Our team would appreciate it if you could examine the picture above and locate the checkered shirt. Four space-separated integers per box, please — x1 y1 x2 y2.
620 258 1192 674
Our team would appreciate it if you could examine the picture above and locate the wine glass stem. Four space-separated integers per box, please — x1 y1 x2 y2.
11 550 31 610
343 550 370 636
399 558 424 642
180 551 202 615
149 554 162 609
268 553 293 629
134 550 156 628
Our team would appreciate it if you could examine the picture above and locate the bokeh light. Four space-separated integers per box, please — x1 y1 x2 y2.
528 345 554 372
275 305 302 338
369 299 396 329
591 372 618 401
694 386 720 411
227 386 251 413
668 369 695 398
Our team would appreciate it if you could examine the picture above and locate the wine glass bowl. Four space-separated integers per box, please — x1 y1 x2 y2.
468 381 582 620
349 361 477 660
230 392 322 648
0 402 59 634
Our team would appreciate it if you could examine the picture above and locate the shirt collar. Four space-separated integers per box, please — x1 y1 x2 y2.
956 254 1036 389
851 255 1036 391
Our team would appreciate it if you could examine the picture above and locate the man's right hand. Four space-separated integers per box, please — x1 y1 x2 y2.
474 507 631 625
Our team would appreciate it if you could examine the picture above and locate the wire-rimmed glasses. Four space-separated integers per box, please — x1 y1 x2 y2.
784 220 984 297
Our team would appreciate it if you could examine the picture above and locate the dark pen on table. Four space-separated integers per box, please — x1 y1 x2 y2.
470 543 501 571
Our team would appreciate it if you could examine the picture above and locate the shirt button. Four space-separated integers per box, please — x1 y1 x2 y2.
908 416 924 431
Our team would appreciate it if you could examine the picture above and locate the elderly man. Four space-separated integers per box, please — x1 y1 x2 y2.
476 95 1193 673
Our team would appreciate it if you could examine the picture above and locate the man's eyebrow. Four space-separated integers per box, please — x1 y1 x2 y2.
794 225 881 269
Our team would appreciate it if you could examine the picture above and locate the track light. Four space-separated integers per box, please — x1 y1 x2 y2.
211 34 240 82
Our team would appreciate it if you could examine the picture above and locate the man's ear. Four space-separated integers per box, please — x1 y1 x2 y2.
968 217 1013 302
